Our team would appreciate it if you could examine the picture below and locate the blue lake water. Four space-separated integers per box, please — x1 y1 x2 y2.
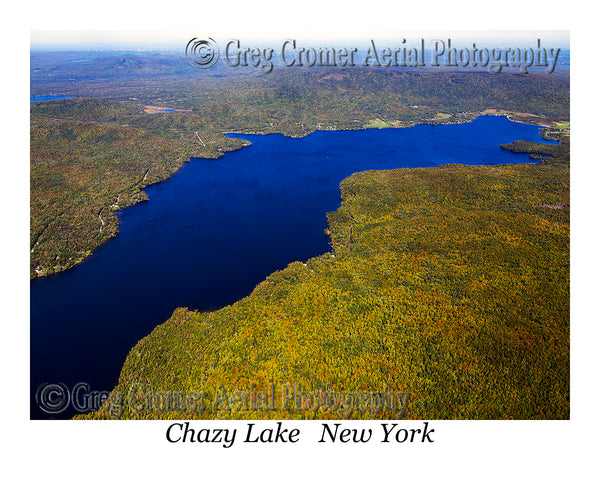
30 116 558 419
30 95 73 102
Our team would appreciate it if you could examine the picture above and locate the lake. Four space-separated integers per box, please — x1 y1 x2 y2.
30 95 73 102
30 115 557 419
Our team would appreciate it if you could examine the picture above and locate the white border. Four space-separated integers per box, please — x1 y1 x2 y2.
5 1 597 477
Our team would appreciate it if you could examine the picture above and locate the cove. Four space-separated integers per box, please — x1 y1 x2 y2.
30 115 558 419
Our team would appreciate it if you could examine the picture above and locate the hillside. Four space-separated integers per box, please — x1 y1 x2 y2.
83 135 569 420
30 66 570 278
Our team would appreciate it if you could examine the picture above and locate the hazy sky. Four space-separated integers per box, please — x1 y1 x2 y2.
30 30 570 51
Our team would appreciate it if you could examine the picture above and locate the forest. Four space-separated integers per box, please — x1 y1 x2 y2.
80 132 569 420
30 102 249 278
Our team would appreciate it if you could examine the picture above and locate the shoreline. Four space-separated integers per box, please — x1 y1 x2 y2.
31 111 565 281
30 139 251 281
80 137 569 420
223 110 565 139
